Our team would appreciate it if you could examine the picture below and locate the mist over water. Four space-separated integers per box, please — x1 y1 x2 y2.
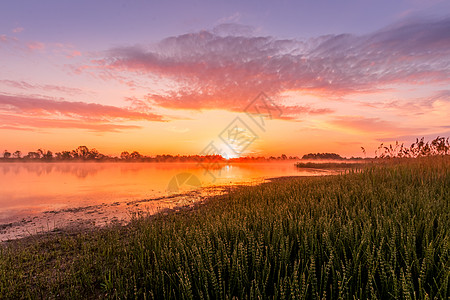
0 162 331 240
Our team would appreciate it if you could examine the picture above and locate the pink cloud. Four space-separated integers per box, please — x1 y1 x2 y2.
1 36 81 59
145 90 333 120
52 43 83 58
78 17 450 116
12 27 24 33
67 50 82 58
26 41 45 51
0 94 165 121
329 116 423 135
0 125 31 131
0 113 140 132
359 89 450 115
0 34 18 44
0 80 86 96
0 94 166 132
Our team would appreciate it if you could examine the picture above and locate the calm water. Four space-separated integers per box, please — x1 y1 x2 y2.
0 162 331 240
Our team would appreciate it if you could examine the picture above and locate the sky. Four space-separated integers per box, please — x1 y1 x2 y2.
1 0 450 158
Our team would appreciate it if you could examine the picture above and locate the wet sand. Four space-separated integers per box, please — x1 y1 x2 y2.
0 184 246 242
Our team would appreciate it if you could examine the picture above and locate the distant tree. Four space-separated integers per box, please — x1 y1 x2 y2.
35 148 53 159
87 148 100 160
96 153 107 160
302 153 344 160
26 152 40 159
281 154 287 160
43 150 53 160
120 151 130 160
13 150 21 159
75 146 89 159
3 150 11 159
61 151 72 160
130 151 142 160
36 149 44 159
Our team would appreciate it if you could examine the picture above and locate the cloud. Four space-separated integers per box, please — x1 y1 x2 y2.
12 27 24 33
144 91 333 120
0 94 166 132
376 131 450 143
367 89 450 115
216 12 242 24
0 34 45 52
26 41 45 51
0 34 83 59
211 23 258 37
0 113 140 132
0 80 86 96
329 116 422 135
0 34 18 44
79 17 450 117
66 50 82 58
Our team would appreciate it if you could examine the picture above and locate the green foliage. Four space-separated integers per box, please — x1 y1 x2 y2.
1 157 449 299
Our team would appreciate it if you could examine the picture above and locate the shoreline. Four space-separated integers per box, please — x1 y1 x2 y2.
0 173 335 244
0 187 213 243
0 179 269 243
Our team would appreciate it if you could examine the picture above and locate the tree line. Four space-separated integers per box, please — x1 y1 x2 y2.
0 146 302 162
301 153 344 160
3 137 447 162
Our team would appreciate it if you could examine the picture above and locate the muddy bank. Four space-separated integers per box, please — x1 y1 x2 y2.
0 185 230 242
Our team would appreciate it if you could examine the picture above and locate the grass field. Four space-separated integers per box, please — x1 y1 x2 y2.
1 157 449 299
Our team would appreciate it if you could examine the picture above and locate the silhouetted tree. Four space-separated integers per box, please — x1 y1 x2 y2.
61 151 72 160
75 146 89 159
120 151 130 160
3 150 11 159
43 150 53 160
37 149 44 159
87 148 100 160
302 153 344 160
13 150 21 159
26 152 40 159
130 151 141 160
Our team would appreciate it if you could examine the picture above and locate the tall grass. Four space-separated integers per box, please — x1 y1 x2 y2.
1 156 449 299
376 137 450 158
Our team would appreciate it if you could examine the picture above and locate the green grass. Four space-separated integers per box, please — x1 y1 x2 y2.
1 157 449 299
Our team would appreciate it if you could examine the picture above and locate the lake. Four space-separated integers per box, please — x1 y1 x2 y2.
0 162 332 241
